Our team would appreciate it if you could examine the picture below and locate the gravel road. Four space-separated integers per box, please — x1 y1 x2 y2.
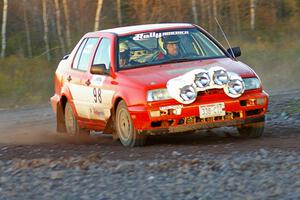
0 90 299 200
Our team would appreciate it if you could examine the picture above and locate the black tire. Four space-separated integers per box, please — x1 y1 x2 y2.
238 121 264 138
64 102 89 136
115 101 146 147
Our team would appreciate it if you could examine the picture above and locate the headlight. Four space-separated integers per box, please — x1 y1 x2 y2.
213 70 229 85
147 88 172 102
243 78 260 90
180 85 197 102
194 72 210 88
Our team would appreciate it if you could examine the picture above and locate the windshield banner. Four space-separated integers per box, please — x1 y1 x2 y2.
133 31 189 41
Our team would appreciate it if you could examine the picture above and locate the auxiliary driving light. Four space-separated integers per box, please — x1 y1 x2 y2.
224 72 245 98
213 70 229 85
180 85 197 102
228 79 245 95
194 72 210 88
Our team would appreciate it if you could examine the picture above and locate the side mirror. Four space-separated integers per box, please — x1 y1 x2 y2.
227 47 241 58
90 64 108 75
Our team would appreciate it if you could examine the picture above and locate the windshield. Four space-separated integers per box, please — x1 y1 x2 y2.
118 28 226 69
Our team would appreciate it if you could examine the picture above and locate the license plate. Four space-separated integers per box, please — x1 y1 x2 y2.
199 102 225 119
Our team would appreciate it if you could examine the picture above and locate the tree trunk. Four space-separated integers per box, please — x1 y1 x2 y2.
191 0 198 24
270 1 277 25
207 1 212 33
1 0 8 58
54 0 66 56
141 0 147 23
176 0 183 21
43 0 51 61
250 0 256 30
149 0 164 23
63 0 71 51
116 0 122 26
23 0 32 58
231 0 241 34
94 0 103 31
213 0 218 35
200 0 206 27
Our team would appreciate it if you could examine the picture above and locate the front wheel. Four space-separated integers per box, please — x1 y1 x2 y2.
115 101 146 147
238 121 265 138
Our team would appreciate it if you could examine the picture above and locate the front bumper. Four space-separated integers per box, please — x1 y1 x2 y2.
128 90 268 135
139 115 265 135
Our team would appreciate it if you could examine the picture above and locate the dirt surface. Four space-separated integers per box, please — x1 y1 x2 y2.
0 90 300 200
0 89 299 161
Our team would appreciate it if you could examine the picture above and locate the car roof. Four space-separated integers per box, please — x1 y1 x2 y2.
97 23 195 35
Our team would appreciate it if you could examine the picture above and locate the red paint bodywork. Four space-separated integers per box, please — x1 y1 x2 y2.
51 23 268 134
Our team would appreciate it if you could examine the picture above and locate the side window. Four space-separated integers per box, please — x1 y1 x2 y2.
73 38 87 69
93 38 111 70
77 38 99 71
72 38 99 71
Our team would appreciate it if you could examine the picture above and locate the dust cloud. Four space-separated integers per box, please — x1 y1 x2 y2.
0 129 102 146
240 54 300 94
0 106 102 146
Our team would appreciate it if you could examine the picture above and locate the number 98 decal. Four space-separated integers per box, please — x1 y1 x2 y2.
93 88 102 103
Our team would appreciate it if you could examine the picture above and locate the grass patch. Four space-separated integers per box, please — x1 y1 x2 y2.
0 56 55 108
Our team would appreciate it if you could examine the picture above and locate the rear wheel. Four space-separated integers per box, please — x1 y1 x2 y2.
238 121 264 138
115 101 146 147
64 102 89 136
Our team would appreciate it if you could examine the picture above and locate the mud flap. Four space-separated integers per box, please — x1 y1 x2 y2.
57 102 66 133
103 114 118 141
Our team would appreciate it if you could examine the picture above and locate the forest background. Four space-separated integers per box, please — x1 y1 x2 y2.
0 0 299 108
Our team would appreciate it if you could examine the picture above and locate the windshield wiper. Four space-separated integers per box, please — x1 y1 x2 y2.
157 57 200 65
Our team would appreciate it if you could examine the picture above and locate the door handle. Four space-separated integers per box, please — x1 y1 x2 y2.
85 79 91 86
67 75 72 82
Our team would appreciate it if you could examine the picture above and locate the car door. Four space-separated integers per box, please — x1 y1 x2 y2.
68 37 99 119
83 37 115 122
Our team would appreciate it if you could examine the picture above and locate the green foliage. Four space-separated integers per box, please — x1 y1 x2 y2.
0 56 55 108
296 0 300 8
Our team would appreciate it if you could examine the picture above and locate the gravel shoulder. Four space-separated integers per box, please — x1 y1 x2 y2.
0 90 299 199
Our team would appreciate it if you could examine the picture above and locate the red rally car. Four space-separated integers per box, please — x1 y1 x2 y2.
51 23 268 147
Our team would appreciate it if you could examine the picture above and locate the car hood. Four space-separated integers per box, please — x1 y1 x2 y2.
118 58 256 88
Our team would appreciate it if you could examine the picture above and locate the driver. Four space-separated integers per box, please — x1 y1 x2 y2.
162 35 181 58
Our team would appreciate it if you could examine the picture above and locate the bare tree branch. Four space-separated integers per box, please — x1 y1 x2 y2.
94 0 103 31
63 0 71 50
43 0 51 61
54 0 66 56
116 0 122 26
250 0 256 30
1 0 8 58
23 0 32 58
191 0 198 24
